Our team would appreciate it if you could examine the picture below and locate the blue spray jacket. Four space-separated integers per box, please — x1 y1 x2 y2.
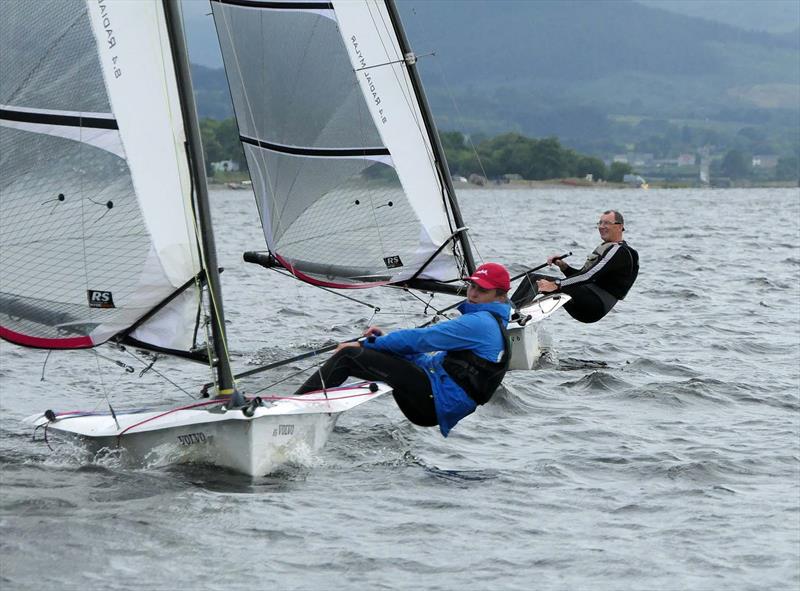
362 300 512 436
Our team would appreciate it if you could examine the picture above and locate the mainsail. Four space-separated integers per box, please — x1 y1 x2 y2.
211 0 474 288
0 0 203 355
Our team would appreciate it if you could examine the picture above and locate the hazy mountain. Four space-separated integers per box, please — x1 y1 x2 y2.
183 0 799 157
638 0 800 34
183 1 222 72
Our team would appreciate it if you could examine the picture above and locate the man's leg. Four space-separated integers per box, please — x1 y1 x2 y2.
562 285 615 323
294 347 437 426
511 272 558 309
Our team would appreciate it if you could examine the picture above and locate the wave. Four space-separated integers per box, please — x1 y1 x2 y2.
623 357 701 378
749 276 792 289
274 306 312 317
709 338 788 355
622 377 734 406
560 370 633 392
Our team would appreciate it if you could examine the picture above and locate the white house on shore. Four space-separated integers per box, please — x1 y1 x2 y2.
211 160 240 173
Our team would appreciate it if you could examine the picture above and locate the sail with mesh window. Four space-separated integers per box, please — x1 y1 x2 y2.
211 0 471 288
0 0 204 354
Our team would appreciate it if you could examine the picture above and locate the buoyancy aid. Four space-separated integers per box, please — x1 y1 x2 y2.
441 312 510 405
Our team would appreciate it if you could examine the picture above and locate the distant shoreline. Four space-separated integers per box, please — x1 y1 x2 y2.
455 178 799 190
207 177 797 190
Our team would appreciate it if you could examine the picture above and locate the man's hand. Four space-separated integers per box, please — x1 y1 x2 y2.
363 326 383 337
547 254 566 270
536 279 560 293
335 341 362 353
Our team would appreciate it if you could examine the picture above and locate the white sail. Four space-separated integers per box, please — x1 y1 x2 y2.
211 0 468 287
0 0 202 352
3 0 394 478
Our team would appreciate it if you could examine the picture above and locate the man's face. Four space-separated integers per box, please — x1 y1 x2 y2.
597 212 623 242
467 282 501 304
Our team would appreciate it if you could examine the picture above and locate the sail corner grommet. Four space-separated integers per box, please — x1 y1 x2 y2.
44 409 57 422
368 383 379 393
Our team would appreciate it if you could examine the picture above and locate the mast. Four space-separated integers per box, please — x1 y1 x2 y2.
384 0 476 276
162 0 241 403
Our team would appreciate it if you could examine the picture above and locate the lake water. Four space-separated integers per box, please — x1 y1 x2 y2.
1 187 798 590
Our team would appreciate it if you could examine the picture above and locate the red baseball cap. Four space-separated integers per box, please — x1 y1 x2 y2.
467 262 510 292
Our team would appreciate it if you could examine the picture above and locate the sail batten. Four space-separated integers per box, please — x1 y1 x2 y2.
240 135 390 158
212 0 470 288
214 1 334 11
0 106 118 130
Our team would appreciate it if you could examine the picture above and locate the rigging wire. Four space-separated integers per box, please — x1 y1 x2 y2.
268 265 381 312
368 3 473 276
400 287 445 316
367 4 440 188
199 293 220 394
249 362 327 396
39 350 52 381
152 8 222 394
183 145 227 392
92 349 120 430
121 347 199 400
404 5 511 242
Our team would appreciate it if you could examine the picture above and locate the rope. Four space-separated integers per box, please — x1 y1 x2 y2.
92 349 120 430
404 5 510 242
40 350 52 381
401 287 444 316
121 348 199 400
268 266 381 312
114 383 380 438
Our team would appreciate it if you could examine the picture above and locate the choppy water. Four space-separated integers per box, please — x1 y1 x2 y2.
1 187 798 590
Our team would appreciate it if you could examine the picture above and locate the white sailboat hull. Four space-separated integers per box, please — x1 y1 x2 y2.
508 293 571 370
25 383 390 477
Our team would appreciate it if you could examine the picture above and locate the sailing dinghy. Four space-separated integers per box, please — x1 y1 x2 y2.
1 0 567 476
209 0 568 363
0 0 390 476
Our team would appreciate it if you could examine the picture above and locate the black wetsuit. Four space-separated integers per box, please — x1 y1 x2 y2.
558 240 639 323
295 347 438 426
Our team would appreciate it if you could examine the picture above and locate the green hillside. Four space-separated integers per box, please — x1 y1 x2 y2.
399 0 798 154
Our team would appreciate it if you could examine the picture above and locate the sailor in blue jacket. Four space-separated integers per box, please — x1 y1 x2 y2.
294 263 513 436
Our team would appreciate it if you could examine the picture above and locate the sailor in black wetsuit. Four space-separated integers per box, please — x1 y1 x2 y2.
536 210 639 323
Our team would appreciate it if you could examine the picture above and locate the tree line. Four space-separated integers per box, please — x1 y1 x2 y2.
200 118 798 183
439 131 634 182
199 118 244 175
200 119 634 182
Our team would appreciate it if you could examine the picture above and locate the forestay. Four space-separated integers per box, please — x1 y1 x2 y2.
0 0 203 353
211 0 469 287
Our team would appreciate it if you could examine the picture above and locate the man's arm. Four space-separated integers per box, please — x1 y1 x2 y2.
549 255 578 277
363 314 487 356
559 243 624 289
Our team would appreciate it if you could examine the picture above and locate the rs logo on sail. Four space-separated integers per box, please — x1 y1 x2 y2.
87 290 115 309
